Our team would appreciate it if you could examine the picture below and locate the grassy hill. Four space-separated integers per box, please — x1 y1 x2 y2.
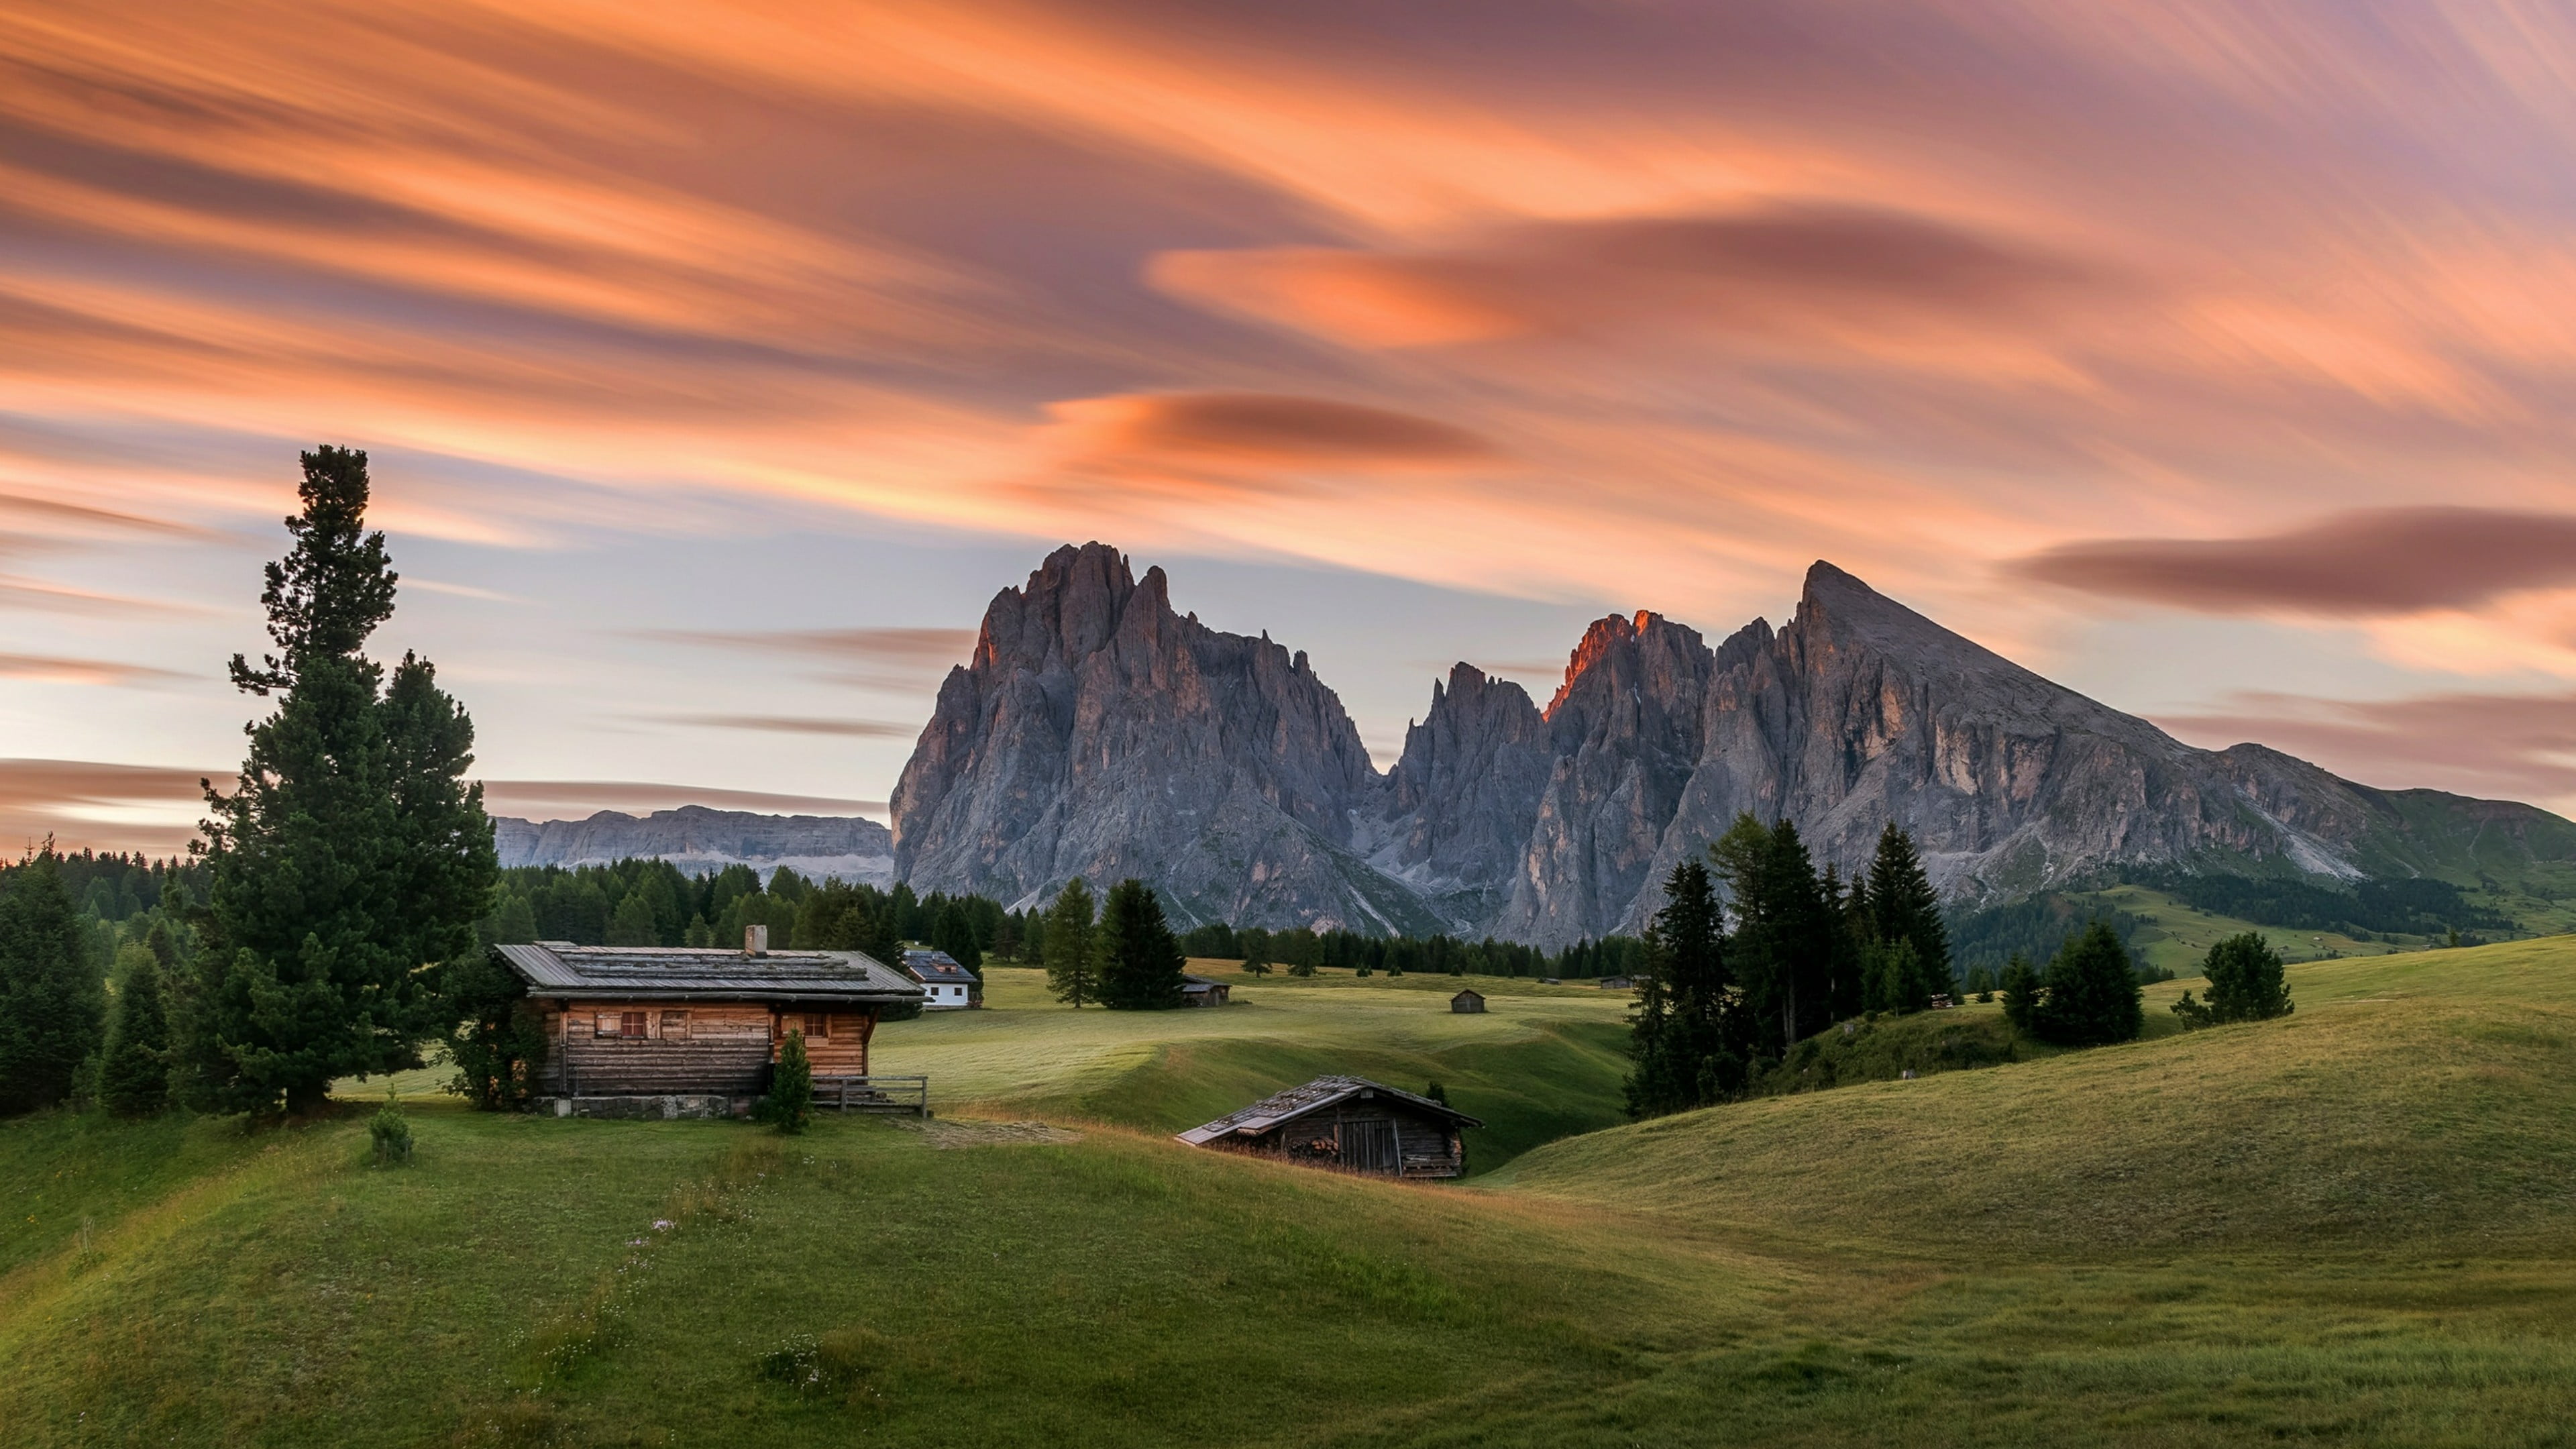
3 945 2573 1444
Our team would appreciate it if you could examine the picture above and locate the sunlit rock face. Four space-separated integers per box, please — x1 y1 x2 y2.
891 542 1426 932
894 549 2576 945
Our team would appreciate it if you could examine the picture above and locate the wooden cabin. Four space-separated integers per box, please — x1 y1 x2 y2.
1180 973 1231 1007
1450 988 1486 1014
494 930 924 1114
1176 1076 1484 1179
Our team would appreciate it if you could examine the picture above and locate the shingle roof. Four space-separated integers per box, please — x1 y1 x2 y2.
900 949 979 985
1175 1075 1482 1146
495 943 922 1004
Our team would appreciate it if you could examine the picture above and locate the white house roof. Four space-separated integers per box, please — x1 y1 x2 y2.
900 949 979 986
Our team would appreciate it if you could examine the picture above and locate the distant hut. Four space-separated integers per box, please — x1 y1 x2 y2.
1597 975 1637 991
1450 988 1486 1014
1180 973 1232 1008
1177 1076 1484 1179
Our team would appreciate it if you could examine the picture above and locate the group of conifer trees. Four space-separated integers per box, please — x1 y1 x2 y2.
0 448 499 1120
1036 877 1189 1010
1627 816 1958 1118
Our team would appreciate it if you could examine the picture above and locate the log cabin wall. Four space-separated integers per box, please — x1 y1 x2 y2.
539 1002 875 1095
769 1010 875 1077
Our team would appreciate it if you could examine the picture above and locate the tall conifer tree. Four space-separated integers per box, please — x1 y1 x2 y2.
1042 878 1099 1007
0 847 103 1114
1624 860 1746 1118
1095 879 1185 1010
186 447 498 1116
101 944 172 1118
1864 824 1951 1002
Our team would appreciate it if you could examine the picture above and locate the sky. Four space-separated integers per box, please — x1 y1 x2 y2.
10 0 2576 853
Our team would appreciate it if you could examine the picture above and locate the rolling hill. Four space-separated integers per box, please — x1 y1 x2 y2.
3 943 2572 1445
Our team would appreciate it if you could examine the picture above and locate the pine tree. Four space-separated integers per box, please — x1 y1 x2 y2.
605 891 659 947
1042 879 1099 1008
2199 932 2294 1023
101 943 172 1118
186 447 498 1116
1624 861 1747 1118
1095 879 1186 1010
0 848 105 1114
1709 814 1831 1058
1864 823 1951 1005
932 901 983 970
2031 920 2144 1046
1999 951 2041 1033
444 948 547 1112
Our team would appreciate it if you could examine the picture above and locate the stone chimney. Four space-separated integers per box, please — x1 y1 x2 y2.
745 923 769 957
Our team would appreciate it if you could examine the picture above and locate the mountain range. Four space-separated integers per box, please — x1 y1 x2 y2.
890 543 2576 947
491 806 893 884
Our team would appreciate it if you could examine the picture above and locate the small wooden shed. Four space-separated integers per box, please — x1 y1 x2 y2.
1177 1076 1484 1179
495 934 924 1114
1450 988 1486 1014
1180 973 1231 1007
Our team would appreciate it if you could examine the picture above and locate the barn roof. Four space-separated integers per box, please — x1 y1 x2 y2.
1175 1075 1482 1146
495 942 923 1005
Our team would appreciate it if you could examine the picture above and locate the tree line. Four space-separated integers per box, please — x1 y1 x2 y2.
476 859 1009 972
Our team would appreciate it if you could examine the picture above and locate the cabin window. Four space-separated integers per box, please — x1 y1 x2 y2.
660 1010 689 1041
620 1011 649 1038
803 1013 830 1040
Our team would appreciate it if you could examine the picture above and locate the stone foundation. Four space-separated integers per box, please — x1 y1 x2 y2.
535 1093 755 1121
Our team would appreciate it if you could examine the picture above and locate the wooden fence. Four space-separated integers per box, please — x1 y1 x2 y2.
814 1074 929 1116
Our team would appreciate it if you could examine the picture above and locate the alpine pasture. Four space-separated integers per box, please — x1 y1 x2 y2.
2 946 2571 1446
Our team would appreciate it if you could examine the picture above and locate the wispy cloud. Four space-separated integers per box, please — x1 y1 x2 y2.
2161 690 2576 805
0 653 193 686
650 714 917 740
2008 508 2576 617
635 626 977 692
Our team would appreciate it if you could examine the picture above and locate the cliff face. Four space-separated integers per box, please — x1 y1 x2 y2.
891 543 1419 930
891 548 2576 943
492 805 893 882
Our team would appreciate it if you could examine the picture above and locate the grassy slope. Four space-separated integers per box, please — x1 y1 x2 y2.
1501 942 2576 1253
5 944 2573 1446
870 965 1636 1171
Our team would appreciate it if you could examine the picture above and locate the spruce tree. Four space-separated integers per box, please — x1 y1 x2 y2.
1042 878 1099 1007
101 943 172 1118
186 447 498 1116
1709 814 1830 1058
2031 920 2144 1046
2200 932 2294 1022
932 901 983 969
0 848 105 1115
1624 860 1746 1118
762 1029 814 1134
444 948 546 1112
1999 951 2041 1033
1864 823 1951 1003
1095 879 1185 1010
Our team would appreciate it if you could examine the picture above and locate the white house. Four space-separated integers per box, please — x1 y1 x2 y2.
900 949 980 1009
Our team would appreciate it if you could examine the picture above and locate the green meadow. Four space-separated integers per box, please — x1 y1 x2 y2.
4 944 2573 1446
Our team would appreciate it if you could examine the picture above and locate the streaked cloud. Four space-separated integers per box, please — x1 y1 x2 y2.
635 626 977 692
2009 508 2576 618
652 714 918 740
2163 690 2576 804
0 652 193 686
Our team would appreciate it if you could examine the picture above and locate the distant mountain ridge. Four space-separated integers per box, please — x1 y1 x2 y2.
491 804 892 883
890 543 2576 945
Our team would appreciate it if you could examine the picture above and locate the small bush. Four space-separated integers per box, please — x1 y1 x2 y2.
759 1031 814 1135
370 1088 415 1166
